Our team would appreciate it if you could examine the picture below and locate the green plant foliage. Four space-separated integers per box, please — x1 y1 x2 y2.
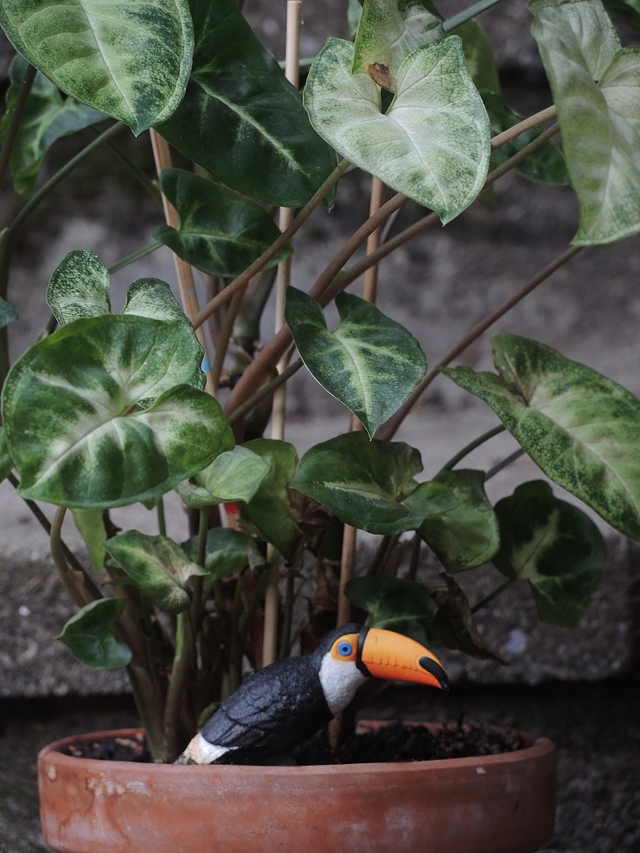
530 0 640 243
352 0 444 91
177 445 271 507
418 469 500 570
152 169 291 277
182 528 263 578
285 288 427 437
443 334 640 541
72 508 107 571
47 250 111 325
305 36 490 223
0 427 13 483
3 315 233 507
122 278 191 325
105 531 207 613
241 440 303 561
493 480 605 625
430 574 506 662
290 432 457 535
603 0 640 31
483 92 570 186
452 20 501 95
158 0 336 207
345 576 440 647
0 0 193 134
57 598 131 668
1 54 105 194
0 296 18 329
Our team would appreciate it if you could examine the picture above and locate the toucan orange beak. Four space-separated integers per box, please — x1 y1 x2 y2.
357 628 448 690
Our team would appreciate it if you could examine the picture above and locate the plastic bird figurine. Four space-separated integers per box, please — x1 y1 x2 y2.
178 623 448 764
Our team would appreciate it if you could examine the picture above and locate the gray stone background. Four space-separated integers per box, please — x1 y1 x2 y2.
0 0 639 851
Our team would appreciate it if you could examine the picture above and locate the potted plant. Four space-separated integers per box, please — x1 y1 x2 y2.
0 0 638 849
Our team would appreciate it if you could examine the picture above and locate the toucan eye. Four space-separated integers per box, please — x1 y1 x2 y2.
337 641 353 657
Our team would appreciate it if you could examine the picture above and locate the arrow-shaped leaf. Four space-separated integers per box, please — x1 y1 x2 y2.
493 480 605 625
177 445 271 508
152 169 291 278
0 0 193 134
305 36 490 223
57 598 131 668
181 527 263 578
47 250 111 325
285 288 427 436
443 334 640 540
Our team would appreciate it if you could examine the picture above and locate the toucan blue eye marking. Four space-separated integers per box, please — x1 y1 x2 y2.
338 641 352 656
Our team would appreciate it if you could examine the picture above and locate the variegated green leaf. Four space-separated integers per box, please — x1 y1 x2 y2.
0 297 18 329
122 278 190 325
105 531 206 613
182 527 263 578
285 288 427 436
443 334 640 541
418 470 500 571
530 0 640 243
0 0 193 134
290 432 457 535
0 54 105 194
3 315 233 507
152 169 291 278
304 36 490 223
72 508 107 571
157 0 336 206
57 598 131 668
47 250 111 325
0 427 13 483
353 0 444 90
493 481 604 625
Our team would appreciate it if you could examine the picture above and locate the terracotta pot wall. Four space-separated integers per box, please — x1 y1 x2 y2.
39 725 556 853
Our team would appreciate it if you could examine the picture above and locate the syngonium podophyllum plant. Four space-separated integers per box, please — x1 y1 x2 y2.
1 0 640 761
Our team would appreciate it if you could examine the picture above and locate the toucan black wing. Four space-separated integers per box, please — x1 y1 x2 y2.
201 656 331 758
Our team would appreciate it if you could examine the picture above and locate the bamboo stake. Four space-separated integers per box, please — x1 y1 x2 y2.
149 130 214 394
263 1 302 669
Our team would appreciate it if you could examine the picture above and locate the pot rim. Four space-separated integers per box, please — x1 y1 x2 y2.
38 723 555 777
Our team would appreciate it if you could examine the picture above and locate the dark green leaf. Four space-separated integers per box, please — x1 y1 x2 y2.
483 92 570 186
418 470 500 571
152 169 291 277
603 0 640 34
286 288 427 436
57 598 131 668
47 250 111 325
345 576 440 647
443 334 640 541
0 427 13 483
1 54 105 194
182 527 263 578
105 531 205 613
241 440 303 561
452 20 501 95
0 0 193 134
431 574 507 662
290 432 457 535
493 480 604 625
158 0 336 206
177 445 271 508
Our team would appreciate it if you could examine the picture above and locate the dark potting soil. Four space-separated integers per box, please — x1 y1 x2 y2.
61 720 524 765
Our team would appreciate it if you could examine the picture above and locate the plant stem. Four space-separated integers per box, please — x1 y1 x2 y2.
0 64 37 192
164 609 191 761
278 559 298 659
443 0 507 31
490 106 557 149
471 577 515 613
49 507 102 608
210 281 247 394
8 123 125 237
439 425 506 473
376 242 582 440
108 241 162 275
192 158 351 330
156 496 166 537
88 126 163 207
225 122 561 420
484 447 526 481
408 534 422 582
227 358 302 426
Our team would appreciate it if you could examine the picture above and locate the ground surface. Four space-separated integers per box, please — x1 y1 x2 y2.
1 681 639 853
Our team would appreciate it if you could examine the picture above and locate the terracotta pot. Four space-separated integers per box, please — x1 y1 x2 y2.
38 723 556 853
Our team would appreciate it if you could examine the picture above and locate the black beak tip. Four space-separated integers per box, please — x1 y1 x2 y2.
419 655 449 691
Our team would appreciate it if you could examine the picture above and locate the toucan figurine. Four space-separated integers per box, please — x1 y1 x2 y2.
177 623 448 765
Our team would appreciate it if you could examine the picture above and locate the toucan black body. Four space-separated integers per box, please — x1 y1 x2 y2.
177 623 448 765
